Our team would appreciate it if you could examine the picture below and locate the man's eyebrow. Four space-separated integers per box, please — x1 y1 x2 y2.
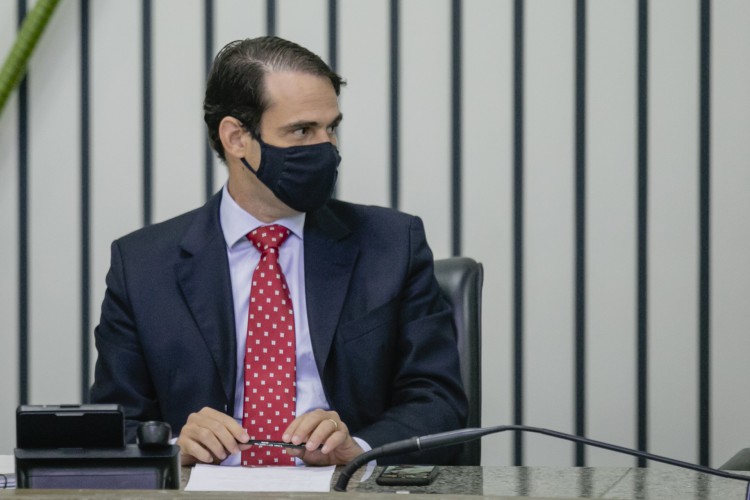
281 113 344 132
330 113 343 127
281 120 316 132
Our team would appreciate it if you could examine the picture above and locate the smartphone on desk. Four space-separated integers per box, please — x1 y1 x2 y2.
376 465 439 486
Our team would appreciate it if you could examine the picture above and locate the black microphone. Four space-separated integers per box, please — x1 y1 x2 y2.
333 425 750 492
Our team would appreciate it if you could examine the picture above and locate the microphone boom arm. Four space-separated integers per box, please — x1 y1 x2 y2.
334 425 750 492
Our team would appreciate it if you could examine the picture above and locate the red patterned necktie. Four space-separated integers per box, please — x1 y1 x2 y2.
241 224 296 466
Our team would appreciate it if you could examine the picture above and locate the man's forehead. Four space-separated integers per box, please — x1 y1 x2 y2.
260 71 340 126
262 71 337 104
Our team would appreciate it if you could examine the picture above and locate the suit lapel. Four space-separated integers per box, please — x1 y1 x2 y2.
175 192 237 406
304 205 358 376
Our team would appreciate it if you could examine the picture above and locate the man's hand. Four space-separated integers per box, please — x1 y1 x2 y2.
176 407 250 466
282 409 364 465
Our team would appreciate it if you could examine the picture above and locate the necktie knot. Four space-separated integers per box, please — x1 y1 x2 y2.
247 225 291 255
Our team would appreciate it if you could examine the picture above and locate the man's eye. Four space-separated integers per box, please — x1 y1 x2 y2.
293 127 309 137
327 125 338 134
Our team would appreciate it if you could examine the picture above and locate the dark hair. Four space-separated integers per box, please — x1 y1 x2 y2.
204 36 345 161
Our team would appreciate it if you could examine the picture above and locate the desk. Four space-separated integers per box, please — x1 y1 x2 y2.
1 465 748 499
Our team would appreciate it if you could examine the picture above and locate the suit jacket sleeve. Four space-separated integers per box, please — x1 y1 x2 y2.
320 211 468 464
90 240 162 441
89 198 234 443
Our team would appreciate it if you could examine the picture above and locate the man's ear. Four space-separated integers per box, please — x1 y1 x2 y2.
218 116 251 160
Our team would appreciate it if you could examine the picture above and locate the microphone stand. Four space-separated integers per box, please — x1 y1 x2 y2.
334 425 750 492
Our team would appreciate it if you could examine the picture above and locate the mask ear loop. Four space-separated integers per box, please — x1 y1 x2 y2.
240 121 262 174
240 157 259 174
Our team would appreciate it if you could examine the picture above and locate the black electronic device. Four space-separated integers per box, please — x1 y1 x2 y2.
14 445 180 489
244 440 306 450
14 405 179 489
137 421 172 449
376 465 439 486
16 404 124 449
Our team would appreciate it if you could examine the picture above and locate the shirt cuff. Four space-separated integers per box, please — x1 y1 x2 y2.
352 436 372 455
352 436 377 481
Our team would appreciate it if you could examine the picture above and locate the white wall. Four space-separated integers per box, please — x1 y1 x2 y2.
1 0 749 469
0 0 20 462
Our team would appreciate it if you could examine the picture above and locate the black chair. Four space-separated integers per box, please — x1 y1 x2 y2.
434 257 484 465
720 449 750 471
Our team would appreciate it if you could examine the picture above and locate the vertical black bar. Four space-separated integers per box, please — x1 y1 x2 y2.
328 0 338 200
17 0 29 407
204 0 214 202
80 0 91 403
389 0 399 210
328 0 338 72
451 0 462 255
698 0 711 468
574 0 586 467
637 0 649 468
513 0 525 466
266 0 276 37
451 0 462 257
142 0 152 226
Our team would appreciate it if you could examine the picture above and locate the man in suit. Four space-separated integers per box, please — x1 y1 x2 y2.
90 36 467 467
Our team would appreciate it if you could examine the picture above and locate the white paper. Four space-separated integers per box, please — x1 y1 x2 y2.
185 464 335 492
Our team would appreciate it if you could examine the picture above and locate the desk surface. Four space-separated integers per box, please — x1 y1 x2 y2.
1 465 749 499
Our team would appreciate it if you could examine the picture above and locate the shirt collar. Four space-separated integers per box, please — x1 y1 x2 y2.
219 183 306 248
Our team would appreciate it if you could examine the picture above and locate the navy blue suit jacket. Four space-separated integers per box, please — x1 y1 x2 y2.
90 192 467 464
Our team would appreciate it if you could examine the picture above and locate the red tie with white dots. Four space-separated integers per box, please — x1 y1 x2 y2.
241 225 296 466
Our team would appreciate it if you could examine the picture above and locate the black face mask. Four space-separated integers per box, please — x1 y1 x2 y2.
241 138 340 213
